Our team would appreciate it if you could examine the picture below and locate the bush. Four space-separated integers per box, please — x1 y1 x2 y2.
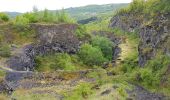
0 45 11 57
56 10 75 23
75 25 91 40
0 13 9 22
0 70 5 78
53 53 76 71
91 36 113 60
13 9 75 25
65 83 94 100
23 12 38 23
13 16 29 30
139 68 160 87
78 44 107 66
146 55 170 73
35 53 76 71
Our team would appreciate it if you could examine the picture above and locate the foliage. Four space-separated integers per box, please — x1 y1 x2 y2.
65 83 94 100
91 36 114 60
0 13 9 22
0 70 5 78
86 69 108 85
0 45 11 57
75 25 91 40
12 91 57 100
35 53 77 71
13 15 29 29
85 16 113 33
78 44 107 66
116 0 170 15
12 9 75 27
65 3 128 20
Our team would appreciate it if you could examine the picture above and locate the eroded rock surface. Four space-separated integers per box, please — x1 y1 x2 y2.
7 23 81 71
109 12 170 66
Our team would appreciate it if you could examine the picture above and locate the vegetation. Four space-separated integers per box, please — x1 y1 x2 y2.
91 36 114 60
116 0 170 15
65 3 128 20
64 83 94 100
78 44 107 66
35 53 77 71
0 45 11 57
12 9 75 28
0 0 170 99
0 13 9 22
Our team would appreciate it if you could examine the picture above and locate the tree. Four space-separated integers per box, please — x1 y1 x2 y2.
91 36 114 60
78 44 107 66
0 13 9 22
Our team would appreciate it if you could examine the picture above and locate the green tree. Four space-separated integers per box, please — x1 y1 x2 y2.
78 44 107 66
91 36 114 60
0 13 9 22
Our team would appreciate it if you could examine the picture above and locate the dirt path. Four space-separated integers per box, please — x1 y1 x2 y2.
0 43 32 72
116 38 135 65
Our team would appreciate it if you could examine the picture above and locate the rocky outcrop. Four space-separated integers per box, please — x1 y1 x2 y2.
109 13 142 32
7 23 81 71
109 12 170 67
0 80 13 95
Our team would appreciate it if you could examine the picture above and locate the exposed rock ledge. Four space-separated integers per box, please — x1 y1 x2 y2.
109 12 170 67
7 23 81 71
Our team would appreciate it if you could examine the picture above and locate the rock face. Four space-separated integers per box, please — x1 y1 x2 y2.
109 12 170 67
109 13 142 32
7 23 81 71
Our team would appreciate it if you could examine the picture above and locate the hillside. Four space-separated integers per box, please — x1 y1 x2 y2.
6 3 128 21
0 1 170 100
64 3 128 20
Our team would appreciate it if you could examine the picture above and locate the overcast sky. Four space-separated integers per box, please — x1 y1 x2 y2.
0 0 132 13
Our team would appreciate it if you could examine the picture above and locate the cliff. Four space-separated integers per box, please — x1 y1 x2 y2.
7 23 81 71
110 11 170 67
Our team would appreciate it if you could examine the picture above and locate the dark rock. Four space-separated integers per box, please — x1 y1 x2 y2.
7 23 81 71
0 80 14 95
112 85 119 89
101 89 111 96
109 12 170 67
127 84 169 100
91 84 100 90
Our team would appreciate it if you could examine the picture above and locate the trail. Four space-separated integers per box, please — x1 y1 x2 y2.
0 43 32 73
116 38 135 65
0 59 31 73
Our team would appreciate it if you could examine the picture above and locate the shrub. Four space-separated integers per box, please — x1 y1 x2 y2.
23 12 38 23
56 10 75 23
0 45 11 57
0 13 9 22
0 70 5 78
53 53 76 71
139 68 160 87
91 36 113 60
146 55 170 73
78 44 107 66
13 16 29 30
65 83 94 100
75 25 91 40
35 53 76 71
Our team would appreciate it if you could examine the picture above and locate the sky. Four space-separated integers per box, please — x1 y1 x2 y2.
0 0 132 13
